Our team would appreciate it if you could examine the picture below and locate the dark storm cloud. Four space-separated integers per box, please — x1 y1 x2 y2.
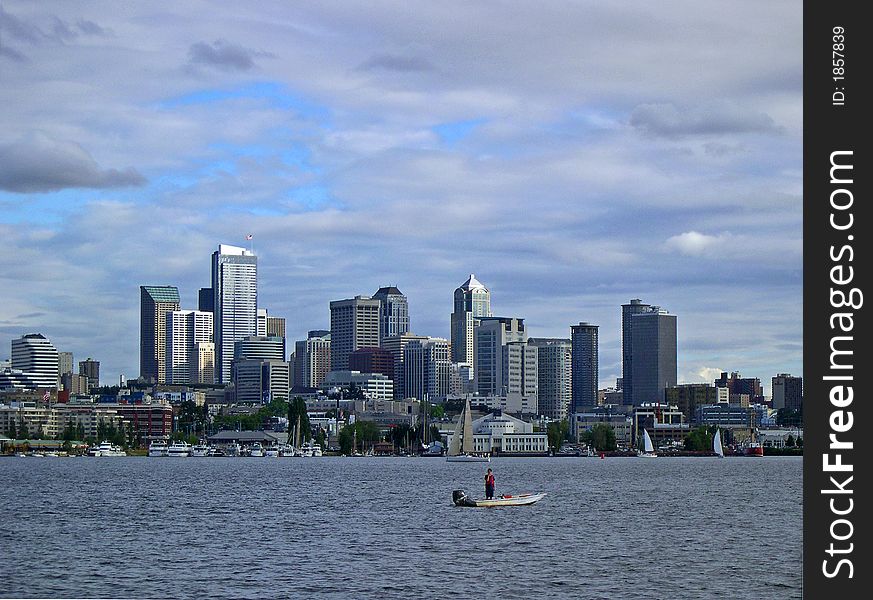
187 39 274 71
358 53 434 72
0 134 146 193
630 102 781 138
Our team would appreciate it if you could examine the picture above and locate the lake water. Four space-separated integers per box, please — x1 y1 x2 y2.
0 456 801 599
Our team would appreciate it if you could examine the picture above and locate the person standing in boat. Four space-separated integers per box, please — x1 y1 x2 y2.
484 468 495 499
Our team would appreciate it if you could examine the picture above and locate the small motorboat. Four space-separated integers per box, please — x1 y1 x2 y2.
452 489 546 508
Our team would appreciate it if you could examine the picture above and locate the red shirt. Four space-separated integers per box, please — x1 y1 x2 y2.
485 473 495 486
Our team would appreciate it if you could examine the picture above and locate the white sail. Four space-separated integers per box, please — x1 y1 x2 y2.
447 406 464 456
461 398 474 454
713 428 724 457
643 428 654 453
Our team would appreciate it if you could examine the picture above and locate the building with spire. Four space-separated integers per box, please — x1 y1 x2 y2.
450 274 492 366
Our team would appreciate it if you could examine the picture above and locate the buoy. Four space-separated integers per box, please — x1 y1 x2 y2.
600 452 604 459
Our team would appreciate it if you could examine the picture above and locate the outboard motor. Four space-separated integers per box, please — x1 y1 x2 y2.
452 489 468 506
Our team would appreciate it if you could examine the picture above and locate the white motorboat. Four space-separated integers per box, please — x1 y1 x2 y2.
446 398 490 463
298 441 322 457
264 446 280 457
249 442 265 457
148 440 168 457
190 444 209 457
452 489 546 508
90 441 127 457
166 441 191 457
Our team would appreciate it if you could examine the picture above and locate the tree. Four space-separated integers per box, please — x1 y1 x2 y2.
429 404 445 419
287 397 311 443
547 420 570 453
338 421 380 454
6 422 16 440
684 426 712 451
785 434 795 447
583 423 616 452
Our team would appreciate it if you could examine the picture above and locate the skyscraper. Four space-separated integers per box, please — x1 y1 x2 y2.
293 330 331 389
58 352 74 377
474 317 537 403
401 337 451 400
372 286 410 341
450 274 492 365
266 315 287 360
11 333 59 390
621 299 649 405
166 310 213 385
626 305 677 405
198 287 214 313
570 323 599 412
140 285 181 384
78 358 100 390
212 244 258 384
382 332 428 400
530 337 572 420
772 373 803 412
329 296 380 371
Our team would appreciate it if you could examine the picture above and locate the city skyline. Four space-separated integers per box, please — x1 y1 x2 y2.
0 2 802 392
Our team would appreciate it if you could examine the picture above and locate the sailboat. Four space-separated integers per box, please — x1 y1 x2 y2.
637 428 657 458
713 428 724 457
446 399 490 462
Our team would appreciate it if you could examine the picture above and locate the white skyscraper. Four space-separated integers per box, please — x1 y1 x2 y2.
11 333 59 390
450 274 492 366
212 244 258 384
166 310 213 385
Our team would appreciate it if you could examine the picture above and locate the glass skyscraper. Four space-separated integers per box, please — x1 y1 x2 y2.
140 285 180 384
212 244 258 384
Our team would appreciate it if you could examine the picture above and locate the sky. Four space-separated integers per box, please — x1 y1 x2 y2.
0 1 802 394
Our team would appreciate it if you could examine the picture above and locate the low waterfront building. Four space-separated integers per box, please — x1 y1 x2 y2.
570 410 633 447
632 403 687 448
694 403 758 429
207 430 279 451
757 427 803 448
443 410 548 455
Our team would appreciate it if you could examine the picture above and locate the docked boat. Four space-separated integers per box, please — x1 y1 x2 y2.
90 441 127 457
452 489 546 508
206 447 225 457
264 446 280 457
744 429 764 456
249 442 264 457
166 441 191 457
637 429 657 458
298 441 323 457
148 440 168 457
190 443 209 457
446 398 490 463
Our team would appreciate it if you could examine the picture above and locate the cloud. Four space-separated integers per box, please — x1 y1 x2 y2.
0 45 27 62
630 102 781 138
358 54 435 72
76 19 111 37
0 133 146 193
187 39 274 71
664 231 732 257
